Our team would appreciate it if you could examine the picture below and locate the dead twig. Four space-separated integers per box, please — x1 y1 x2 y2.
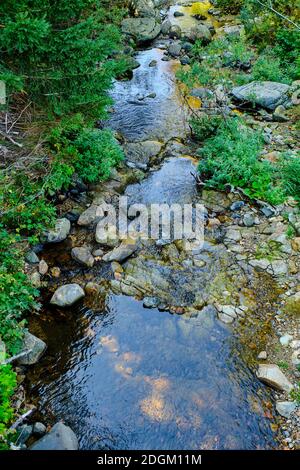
0 129 23 148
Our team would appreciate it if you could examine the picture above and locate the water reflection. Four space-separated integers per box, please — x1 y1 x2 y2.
108 48 188 142
28 295 276 450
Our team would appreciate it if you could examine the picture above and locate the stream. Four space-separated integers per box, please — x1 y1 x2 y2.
26 1 279 450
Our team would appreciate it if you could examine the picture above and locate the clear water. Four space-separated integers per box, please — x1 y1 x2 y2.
28 295 276 450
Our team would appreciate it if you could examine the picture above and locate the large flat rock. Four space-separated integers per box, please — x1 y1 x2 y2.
231 81 290 110
122 18 161 44
257 364 293 392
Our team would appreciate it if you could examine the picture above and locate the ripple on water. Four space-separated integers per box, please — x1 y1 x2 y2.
108 48 188 142
28 295 276 450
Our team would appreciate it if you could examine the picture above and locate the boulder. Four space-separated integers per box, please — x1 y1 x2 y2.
17 331 47 365
231 81 290 111
30 422 78 450
102 241 138 263
50 284 85 307
46 218 71 243
257 364 293 392
133 0 156 17
77 205 100 227
185 24 212 44
161 19 171 35
71 246 94 268
95 223 119 247
276 401 297 418
124 140 162 167
121 18 161 44
33 422 47 437
168 42 182 57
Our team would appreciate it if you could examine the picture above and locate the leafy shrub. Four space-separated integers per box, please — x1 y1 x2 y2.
0 365 17 439
197 118 286 204
0 1 126 116
251 52 292 83
191 115 223 141
0 229 39 354
48 114 124 184
280 153 300 202
217 0 243 14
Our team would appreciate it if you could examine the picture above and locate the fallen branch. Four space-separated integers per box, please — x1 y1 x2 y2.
9 407 36 431
4 349 33 365
0 129 23 148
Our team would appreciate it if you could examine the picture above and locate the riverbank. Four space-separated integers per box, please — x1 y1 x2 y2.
1 0 299 450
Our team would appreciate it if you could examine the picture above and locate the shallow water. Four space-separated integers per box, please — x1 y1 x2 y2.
108 48 188 142
125 157 198 205
28 295 276 450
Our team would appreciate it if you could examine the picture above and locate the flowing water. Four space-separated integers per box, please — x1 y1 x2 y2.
27 1 278 450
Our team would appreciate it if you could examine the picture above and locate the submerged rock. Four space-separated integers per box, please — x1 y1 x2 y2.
25 251 39 264
257 364 293 392
30 422 78 450
46 218 71 243
124 140 162 168
231 81 290 111
50 284 85 307
17 331 47 366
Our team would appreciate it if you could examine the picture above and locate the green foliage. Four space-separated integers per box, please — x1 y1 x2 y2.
217 0 243 14
48 114 124 184
280 153 300 202
197 118 286 204
277 360 289 370
290 383 300 403
0 365 17 438
191 114 223 141
0 1 126 115
251 52 292 83
0 229 39 354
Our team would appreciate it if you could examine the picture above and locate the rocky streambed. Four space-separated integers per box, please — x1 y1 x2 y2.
16 0 300 450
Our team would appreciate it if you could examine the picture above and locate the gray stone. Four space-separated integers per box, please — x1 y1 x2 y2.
71 246 94 268
231 81 290 111
121 18 161 44
78 205 101 226
95 223 119 247
185 24 212 44
92 248 104 257
102 242 138 263
280 334 293 347
168 42 182 57
30 272 41 288
30 422 78 450
276 401 297 418
46 218 71 243
174 11 184 17
230 201 245 211
25 251 39 264
50 284 85 307
133 0 156 18
218 312 234 324
33 422 47 437
270 260 288 276
258 351 267 360
38 259 48 275
169 25 181 39
17 331 47 365
261 206 275 217
161 19 172 35
257 364 293 392
243 213 255 227
223 25 244 37
124 141 162 167
273 105 289 122
143 296 160 308
291 350 300 366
